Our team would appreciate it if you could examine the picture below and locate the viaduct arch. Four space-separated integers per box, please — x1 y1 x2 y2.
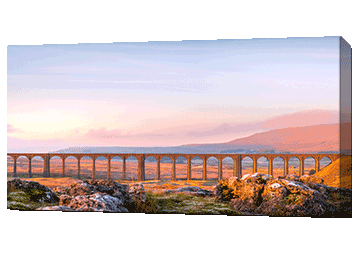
7 153 340 181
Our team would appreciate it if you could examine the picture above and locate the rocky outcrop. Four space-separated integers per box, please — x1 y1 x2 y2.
284 174 300 181
55 180 148 212
299 175 324 185
128 183 147 203
7 178 59 203
59 193 129 212
8 178 146 212
216 175 266 212
165 186 214 197
59 179 146 210
53 186 69 195
256 179 336 216
215 173 349 217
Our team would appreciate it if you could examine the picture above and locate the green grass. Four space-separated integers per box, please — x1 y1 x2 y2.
135 192 242 215
7 190 58 211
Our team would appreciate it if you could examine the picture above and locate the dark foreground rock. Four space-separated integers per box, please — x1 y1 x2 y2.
58 179 147 211
8 178 146 212
59 193 129 212
59 180 148 212
256 179 336 216
215 174 351 217
128 183 147 203
7 178 59 203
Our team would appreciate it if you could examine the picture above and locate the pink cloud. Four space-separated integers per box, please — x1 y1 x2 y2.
7 124 18 133
85 127 130 140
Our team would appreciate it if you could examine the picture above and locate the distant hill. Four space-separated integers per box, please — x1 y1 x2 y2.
184 109 339 141
226 123 340 152
182 123 349 154
52 146 207 154
52 123 348 154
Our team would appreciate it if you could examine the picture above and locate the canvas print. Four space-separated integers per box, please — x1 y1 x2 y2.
7 37 352 217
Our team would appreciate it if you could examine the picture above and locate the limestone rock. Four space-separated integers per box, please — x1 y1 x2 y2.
228 176 240 186
53 186 69 195
7 179 59 203
59 193 129 212
215 177 265 212
128 183 147 203
215 176 343 217
63 179 133 207
240 173 272 181
257 179 333 216
261 174 272 180
299 175 324 185
241 173 261 181
59 194 73 206
240 174 251 180
285 174 300 181
229 182 265 212
300 181 352 202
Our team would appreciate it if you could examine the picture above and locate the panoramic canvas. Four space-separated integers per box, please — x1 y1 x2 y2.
7 37 352 217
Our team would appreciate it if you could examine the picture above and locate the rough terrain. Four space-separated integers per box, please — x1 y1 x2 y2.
7 171 351 217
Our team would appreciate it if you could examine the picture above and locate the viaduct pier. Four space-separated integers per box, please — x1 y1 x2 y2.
7 153 340 181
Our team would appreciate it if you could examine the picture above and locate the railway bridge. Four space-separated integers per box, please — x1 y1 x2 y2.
7 153 340 181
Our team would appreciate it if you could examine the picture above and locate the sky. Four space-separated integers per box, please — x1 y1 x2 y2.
7 37 341 149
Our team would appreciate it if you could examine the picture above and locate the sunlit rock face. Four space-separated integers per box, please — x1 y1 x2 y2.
215 175 345 217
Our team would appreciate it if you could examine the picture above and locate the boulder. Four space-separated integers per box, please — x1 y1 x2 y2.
241 173 261 180
59 193 129 212
53 186 70 195
62 179 133 208
240 174 251 180
165 186 214 197
300 181 352 206
228 176 240 186
215 176 342 217
257 179 334 217
215 176 266 212
8 179 148 212
7 179 59 203
240 173 272 181
285 174 300 181
261 174 272 180
299 175 324 185
128 183 147 203
230 184 265 213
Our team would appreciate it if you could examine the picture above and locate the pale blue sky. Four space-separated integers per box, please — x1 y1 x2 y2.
7 37 340 147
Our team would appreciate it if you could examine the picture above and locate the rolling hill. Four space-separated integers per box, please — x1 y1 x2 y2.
314 156 352 188
182 123 350 153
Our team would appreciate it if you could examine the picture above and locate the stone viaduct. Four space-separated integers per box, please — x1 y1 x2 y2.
7 153 340 181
